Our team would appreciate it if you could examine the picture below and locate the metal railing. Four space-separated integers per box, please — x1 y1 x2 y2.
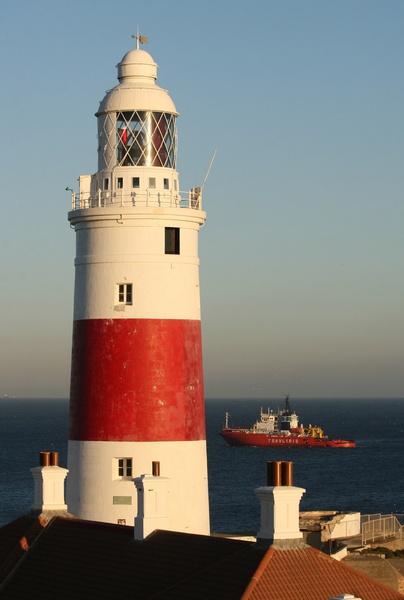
69 188 202 211
361 514 404 544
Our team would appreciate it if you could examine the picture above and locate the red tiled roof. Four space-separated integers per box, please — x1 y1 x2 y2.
1 517 403 599
243 546 404 600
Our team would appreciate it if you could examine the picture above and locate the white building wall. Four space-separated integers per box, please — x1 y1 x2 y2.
67 439 209 532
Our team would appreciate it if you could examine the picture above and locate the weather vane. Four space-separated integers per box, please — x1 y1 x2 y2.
131 27 148 50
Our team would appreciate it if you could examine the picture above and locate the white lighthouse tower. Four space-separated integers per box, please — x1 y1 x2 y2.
66 38 210 535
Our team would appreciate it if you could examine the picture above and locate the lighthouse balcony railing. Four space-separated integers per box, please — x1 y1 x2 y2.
70 188 202 211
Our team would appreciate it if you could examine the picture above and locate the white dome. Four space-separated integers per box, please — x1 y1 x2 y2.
117 48 157 81
96 48 178 116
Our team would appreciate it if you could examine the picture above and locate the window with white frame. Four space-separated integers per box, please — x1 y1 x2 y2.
117 458 133 479
117 283 133 305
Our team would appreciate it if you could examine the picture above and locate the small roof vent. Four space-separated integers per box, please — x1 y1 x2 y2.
329 595 362 600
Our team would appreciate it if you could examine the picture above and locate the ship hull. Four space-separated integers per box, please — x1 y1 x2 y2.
220 429 355 448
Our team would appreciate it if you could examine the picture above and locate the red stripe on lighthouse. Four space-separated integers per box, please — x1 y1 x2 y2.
69 318 206 442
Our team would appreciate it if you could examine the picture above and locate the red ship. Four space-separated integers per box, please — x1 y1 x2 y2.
219 396 356 448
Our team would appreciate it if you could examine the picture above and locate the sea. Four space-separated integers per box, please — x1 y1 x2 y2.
0 397 403 532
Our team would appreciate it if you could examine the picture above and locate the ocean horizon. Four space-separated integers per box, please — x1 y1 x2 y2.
1 397 403 531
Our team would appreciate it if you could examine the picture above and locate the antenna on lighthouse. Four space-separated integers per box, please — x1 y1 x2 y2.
201 148 218 190
190 149 217 210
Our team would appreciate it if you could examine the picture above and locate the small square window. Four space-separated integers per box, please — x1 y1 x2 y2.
117 283 133 305
165 227 180 255
164 178 169 190
117 458 133 479
132 177 140 188
116 177 123 189
149 177 156 189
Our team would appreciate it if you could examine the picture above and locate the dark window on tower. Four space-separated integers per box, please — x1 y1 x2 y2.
165 227 180 255
118 458 133 478
132 177 140 188
117 283 133 305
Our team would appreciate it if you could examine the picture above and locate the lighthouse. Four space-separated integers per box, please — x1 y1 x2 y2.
66 38 210 535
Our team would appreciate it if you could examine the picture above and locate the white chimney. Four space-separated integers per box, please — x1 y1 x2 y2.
256 461 305 546
31 451 69 512
134 461 170 540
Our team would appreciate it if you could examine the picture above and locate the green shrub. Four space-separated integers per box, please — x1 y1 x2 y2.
361 546 404 559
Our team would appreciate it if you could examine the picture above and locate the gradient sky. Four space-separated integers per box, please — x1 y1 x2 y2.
0 0 403 399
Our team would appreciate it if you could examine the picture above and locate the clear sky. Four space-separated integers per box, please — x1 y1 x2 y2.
0 0 403 399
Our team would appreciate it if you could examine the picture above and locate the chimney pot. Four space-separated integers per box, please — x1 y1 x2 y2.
266 461 293 486
267 461 282 486
50 452 59 467
40 452 50 467
282 461 293 485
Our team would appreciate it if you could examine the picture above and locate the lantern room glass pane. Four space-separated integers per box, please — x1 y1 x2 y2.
116 111 177 168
